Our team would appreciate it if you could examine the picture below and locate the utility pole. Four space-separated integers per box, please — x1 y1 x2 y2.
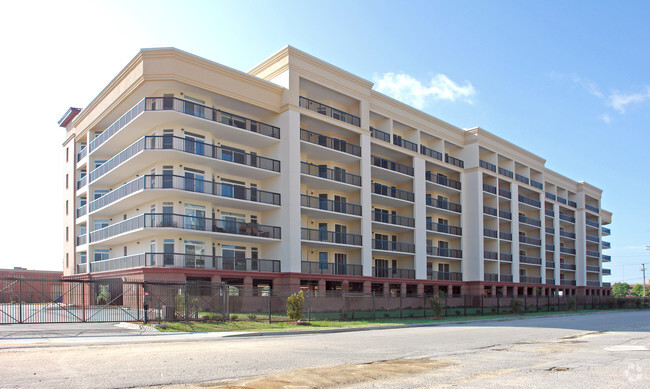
641 263 647 297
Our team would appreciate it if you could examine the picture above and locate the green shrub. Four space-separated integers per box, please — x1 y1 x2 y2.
230 314 238 321
247 313 258 322
175 292 199 317
510 298 524 314
429 296 443 316
286 291 305 321
97 285 111 305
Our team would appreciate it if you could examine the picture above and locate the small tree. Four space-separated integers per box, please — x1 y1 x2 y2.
286 291 305 321
429 295 443 317
611 282 630 297
631 284 648 297
510 297 524 314
97 285 111 305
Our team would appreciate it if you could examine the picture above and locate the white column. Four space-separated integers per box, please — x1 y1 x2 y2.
575 207 587 287
461 169 483 281
511 184 520 283
413 157 427 280
360 132 373 277
553 203 561 284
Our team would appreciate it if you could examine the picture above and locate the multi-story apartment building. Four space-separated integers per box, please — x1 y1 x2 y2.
60 47 612 296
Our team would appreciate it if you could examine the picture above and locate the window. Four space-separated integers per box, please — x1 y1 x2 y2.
66 174 69 189
66 200 69 215
163 239 175 266
221 211 245 234
438 263 450 273
184 132 205 155
94 189 109 200
223 245 247 270
319 252 328 270
184 204 206 230
184 167 204 193
184 240 206 268
80 252 87 264
66 147 69 162
65 226 69 241
334 224 347 244
93 219 109 230
94 249 109 262
66 253 69 268
94 160 106 169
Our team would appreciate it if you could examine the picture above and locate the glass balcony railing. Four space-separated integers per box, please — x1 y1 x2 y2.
370 127 390 142
301 261 362 276
372 155 414 176
480 160 497 172
428 271 462 281
90 213 281 243
427 222 462 236
301 195 361 216
426 172 461 190
373 239 416 253
420 145 443 161
374 267 416 279
301 162 361 186
300 128 361 156
89 253 280 273
393 135 418 152
427 197 462 213
299 96 360 127
444 153 464 168
427 246 462 258
301 228 362 246
372 183 414 202
373 211 415 228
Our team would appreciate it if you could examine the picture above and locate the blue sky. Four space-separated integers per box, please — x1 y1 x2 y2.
1 1 648 283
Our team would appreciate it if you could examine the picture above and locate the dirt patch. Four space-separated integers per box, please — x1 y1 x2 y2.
546 366 572 371
154 358 454 389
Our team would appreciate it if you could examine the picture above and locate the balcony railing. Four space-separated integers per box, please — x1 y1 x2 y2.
420 145 443 160
370 127 390 142
301 162 361 186
498 167 514 178
301 195 361 216
90 175 281 213
480 160 497 172
561 280 577 286
393 135 418 152
519 194 541 208
427 222 462 235
373 211 415 228
77 263 87 273
374 267 416 279
372 155 414 176
88 97 280 155
483 183 497 194
426 172 461 190
77 146 87 162
586 265 600 272
602 254 611 262
499 210 512 220
445 153 464 168
500 253 513 262
520 275 542 284
545 209 554 217
90 213 281 243
585 204 599 213
560 246 576 255
427 246 463 258
602 268 611 275
299 96 360 127
300 128 361 156
500 274 513 282
586 281 600 287
484 251 498 260
427 197 462 213
545 192 556 201
586 250 600 258
301 261 362 276
546 244 555 251
515 174 529 185
559 213 575 223
518 214 541 227
301 228 362 246
585 219 599 228
428 271 463 281
77 175 87 189
76 235 87 246
602 241 611 248
560 263 577 271
89 253 280 273
586 234 600 243
559 230 576 239
557 196 567 205
483 205 497 216
90 135 281 183
603 282 611 287
484 228 498 238
546 226 555 234
568 200 577 208
76 205 87 218
602 226 611 234
519 235 542 246
499 231 512 240
519 255 542 265
372 183 414 202
373 239 416 253
530 179 543 190
546 261 555 268
498 188 512 199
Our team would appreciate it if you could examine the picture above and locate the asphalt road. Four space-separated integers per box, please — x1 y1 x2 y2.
0 311 648 388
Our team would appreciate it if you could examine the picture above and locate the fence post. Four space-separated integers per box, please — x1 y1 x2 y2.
444 295 448 317
399 293 403 319
341 290 346 320
184 282 189 320
307 289 311 322
464 295 467 316
524 295 527 313
136 283 140 322
18 279 22 324
268 290 272 323
423 293 427 318
548 294 550 312
481 295 484 316
372 291 376 321
82 281 86 322
496 295 500 315
536 295 539 313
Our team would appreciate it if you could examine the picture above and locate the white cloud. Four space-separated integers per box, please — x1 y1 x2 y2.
549 72 603 98
607 87 650 113
599 113 612 124
373 72 476 109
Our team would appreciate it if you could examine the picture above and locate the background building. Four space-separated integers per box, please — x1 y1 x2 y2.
60 47 611 296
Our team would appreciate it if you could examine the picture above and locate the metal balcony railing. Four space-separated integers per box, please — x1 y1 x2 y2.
445 153 464 168
545 209 555 217
299 96 360 127
370 127 390 142
519 194 541 208
428 271 463 281
76 205 87 218
500 231 512 240
585 204 600 213
545 192 556 201
480 160 497 172
427 222 462 235
77 146 87 162
519 255 542 265
515 173 529 185
520 275 542 284
498 167 514 178
484 228 498 238
500 274 513 282
560 263 577 271
602 226 611 234
372 155 414 176
90 253 280 273
393 135 418 152
559 213 575 223
483 183 497 194
519 214 541 227
586 234 600 243
76 235 87 246
300 128 361 156
586 265 600 272
500 253 513 262
546 261 555 268
301 195 361 216
374 267 416 279
373 211 415 228
559 230 576 239
557 196 567 205
301 261 362 276
530 179 543 190
561 280 577 286
602 241 611 248
484 251 498 260
585 219 599 228
372 183 414 202
568 200 577 208
301 228 362 246
545 226 555 234
301 162 361 186
560 246 576 255
602 254 611 262
426 172 461 189
427 246 463 258
483 205 498 216
420 145 443 160
77 175 87 189
427 197 462 213
499 210 512 220
546 244 555 251
586 250 600 258
373 239 416 253
498 188 512 199
519 236 542 246
586 281 600 287
602 268 611 275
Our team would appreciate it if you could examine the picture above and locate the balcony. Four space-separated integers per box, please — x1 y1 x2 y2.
585 204 600 213
546 244 555 251
499 210 512 220
88 97 280 155
393 135 418 152
586 265 600 272
374 267 416 279
480 160 497 172
444 154 464 168
373 211 415 228
76 205 87 218
500 274 513 282
427 246 463 259
420 145 443 161
483 205 498 216
77 146 87 162
603 282 611 287
76 263 87 274
585 219 598 228
91 135 281 185
483 183 497 195
515 174 529 185
586 234 600 243
602 226 611 234
519 236 542 246
557 196 567 205
559 230 576 239
428 271 463 281
373 239 416 254
545 226 555 234
498 188 512 199
602 268 611 275
427 221 462 236
519 194 540 208
372 183 414 203
602 254 611 262
301 195 362 217
484 251 498 260
546 261 555 268
77 175 87 189
545 192 556 201
299 96 360 127
89 253 280 273
76 235 87 246
90 213 281 243
498 167 514 179
426 172 461 190
302 228 362 246
586 250 600 258
561 280 577 286
519 214 541 227
301 261 362 276
484 228 498 238
500 253 513 262
301 162 361 187
372 155 414 176
560 246 576 255
89 175 280 215
545 209 554 217
560 263 577 271
300 128 361 157
519 255 542 265
568 200 577 208
499 231 512 240
484 273 499 281
530 179 543 190
546 279 556 285
602 241 611 248
586 281 600 287
370 127 390 143
520 275 542 284
427 197 462 213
